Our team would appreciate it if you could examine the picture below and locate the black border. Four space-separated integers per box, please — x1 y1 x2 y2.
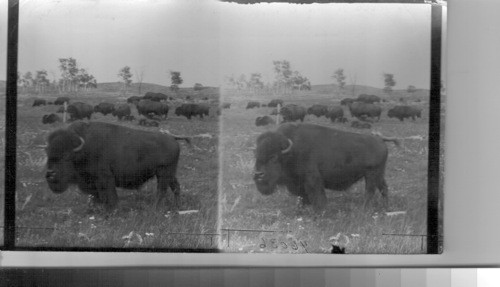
3 0 443 254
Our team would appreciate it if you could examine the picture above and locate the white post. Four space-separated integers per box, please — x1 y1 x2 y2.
63 101 67 123
276 103 281 125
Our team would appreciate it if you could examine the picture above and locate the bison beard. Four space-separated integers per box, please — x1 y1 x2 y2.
253 123 396 210
45 121 187 210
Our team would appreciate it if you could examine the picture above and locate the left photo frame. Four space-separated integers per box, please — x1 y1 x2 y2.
5 0 220 251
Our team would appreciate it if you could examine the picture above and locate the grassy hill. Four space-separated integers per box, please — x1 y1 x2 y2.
312 83 429 101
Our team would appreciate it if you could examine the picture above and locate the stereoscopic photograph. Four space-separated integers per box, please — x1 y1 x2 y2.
11 0 220 249
219 2 445 254
2 0 445 253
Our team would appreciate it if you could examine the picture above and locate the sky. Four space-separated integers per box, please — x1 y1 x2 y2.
0 0 439 89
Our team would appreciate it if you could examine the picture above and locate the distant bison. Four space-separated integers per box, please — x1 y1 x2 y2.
94 102 115 115
268 99 284 108
143 92 168 102
307 104 328 118
54 97 70 105
33 98 46 107
123 115 135 121
325 106 345 123
136 100 169 119
222 102 231 109
175 103 209 120
340 98 356 106
45 121 190 210
42 114 61 124
280 104 306 122
127 96 143 104
357 94 381 104
270 108 279 116
348 102 382 121
253 123 399 210
255 116 275 127
351 120 372 129
387 105 422 121
139 118 159 127
67 102 94 121
112 104 132 120
246 101 261 109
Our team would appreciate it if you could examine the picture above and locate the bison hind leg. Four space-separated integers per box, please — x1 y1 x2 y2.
156 167 181 210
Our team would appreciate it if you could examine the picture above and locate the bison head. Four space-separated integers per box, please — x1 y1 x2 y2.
253 132 293 195
45 129 85 194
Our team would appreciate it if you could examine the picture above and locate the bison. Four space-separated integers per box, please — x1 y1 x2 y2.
127 96 143 104
94 102 115 115
280 104 306 122
123 115 136 121
307 104 329 118
348 102 382 121
143 92 168 102
325 106 345 123
255 116 275 127
54 97 70 105
42 114 61 124
136 100 169 119
175 103 209 120
33 98 47 107
253 123 399 210
112 104 132 120
268 99 284 108
387 105 422 121
246 101 261 109
45 121 190 210
356 94 381 104
222 102 231 109
67 102 94 121
340 98 356 106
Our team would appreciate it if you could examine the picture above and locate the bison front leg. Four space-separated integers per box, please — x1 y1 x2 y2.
304 172 327 211
96 176 118 211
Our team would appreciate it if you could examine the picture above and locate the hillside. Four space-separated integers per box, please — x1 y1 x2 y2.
312 83 430 100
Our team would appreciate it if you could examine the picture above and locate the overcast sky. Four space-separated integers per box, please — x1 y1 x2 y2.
0 0 439 89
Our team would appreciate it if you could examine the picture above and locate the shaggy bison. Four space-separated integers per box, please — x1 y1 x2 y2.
222 102 231 109
67 102 94 121
136 100 169 119
268 99 284 108
246 101 261 109
255 116 275 127
340 98 356 106
307 104 328 118
139 118 160 127
351 120 372 129
175 103 209 120
348 102 382 121
127 96 143 104
112 104 132 120
280 104 306 122
387 105 422 121
42 114 61 124
325 106 345 123
45 121 190 210
33 98 47 107
54 97 70 105
253 123 398 210
143 92 168 102
356 94 381 104
94 102 115 115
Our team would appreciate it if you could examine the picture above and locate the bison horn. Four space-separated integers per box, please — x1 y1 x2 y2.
73 137 85 152
281 139 293 154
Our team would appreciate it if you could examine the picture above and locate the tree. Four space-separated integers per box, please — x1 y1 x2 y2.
59 57 79 92
332 68 346 93
290 71 311 91
77 69 97 91
383 73 396 94
247 73 264 91
348 73 357 97
273 60 293 94
170 71 183 92
34 70 50 94
22 72 33 93
407 85 417 94
135 69 145 95
118 66 133 92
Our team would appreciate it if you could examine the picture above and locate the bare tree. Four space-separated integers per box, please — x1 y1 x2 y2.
135 69 145 95
348 73 357 97
118 66 133 93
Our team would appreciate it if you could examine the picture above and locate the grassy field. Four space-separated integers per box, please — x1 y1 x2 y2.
12 87 220 249
219 87 436 254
